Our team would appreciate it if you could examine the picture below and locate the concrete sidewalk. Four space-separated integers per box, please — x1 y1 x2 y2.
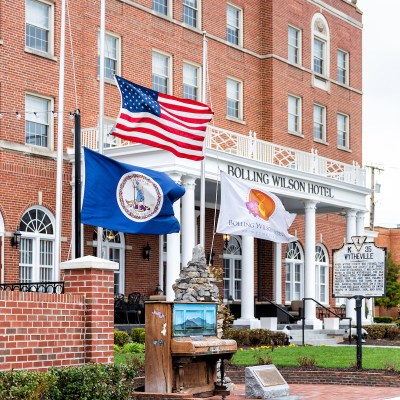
221 383 400 400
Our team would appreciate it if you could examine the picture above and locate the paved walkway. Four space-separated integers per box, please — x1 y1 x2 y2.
225 384 400 400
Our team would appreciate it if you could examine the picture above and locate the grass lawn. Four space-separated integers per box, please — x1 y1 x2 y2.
232 346 400 370
114 352 144 365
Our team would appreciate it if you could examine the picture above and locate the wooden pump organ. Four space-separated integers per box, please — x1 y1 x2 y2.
145 302 237 397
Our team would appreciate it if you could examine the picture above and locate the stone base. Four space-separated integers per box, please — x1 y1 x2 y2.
260 317 278 331
245 365 289 399
233 318 261 329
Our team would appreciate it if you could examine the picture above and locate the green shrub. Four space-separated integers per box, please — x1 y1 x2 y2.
114 330 130 347
374 316 394 324
364 325 386 340
385 326 400 340
114 344 121 353
131 328 146 344
223 329 250 347
122 342 145 354
223 329 286 347
297 356 317 367
253 349 272 365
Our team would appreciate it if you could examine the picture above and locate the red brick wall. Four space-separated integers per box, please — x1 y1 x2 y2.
0 260 114 371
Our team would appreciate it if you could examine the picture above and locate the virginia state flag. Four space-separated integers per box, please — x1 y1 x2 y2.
81 147 185 234
216 171 297 243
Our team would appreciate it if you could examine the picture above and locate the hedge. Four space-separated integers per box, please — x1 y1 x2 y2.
223 329 287 347
363 324 400 340
0 363 138 400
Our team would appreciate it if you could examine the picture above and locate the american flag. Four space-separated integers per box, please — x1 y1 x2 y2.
111 76 213 161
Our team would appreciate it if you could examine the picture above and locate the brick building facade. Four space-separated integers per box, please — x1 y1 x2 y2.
0 0 369 325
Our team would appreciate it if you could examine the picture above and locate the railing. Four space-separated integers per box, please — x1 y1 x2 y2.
81 126 366 186
260 296 300 324
0 281 64 294
302 297 352 345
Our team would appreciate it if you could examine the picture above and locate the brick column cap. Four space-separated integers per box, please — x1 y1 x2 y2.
60 255 118 271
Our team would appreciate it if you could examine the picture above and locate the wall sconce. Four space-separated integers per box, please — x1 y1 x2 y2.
223 233 231 248
207 251 215 266
142 242 151 260
11 230 22 249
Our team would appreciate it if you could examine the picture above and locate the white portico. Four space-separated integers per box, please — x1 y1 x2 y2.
81 126 370 325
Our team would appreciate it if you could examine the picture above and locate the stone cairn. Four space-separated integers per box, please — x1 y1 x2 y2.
172 245 233 389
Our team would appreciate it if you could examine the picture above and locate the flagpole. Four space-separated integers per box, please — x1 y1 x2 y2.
97 0 106 258
55 0 66 277
200 31 207 247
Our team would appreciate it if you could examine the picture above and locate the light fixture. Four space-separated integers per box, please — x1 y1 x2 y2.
207 251 215 266
223 234 231 248
142 242 151 260
11 230 22 249
106 230 115 241
16 112 21 120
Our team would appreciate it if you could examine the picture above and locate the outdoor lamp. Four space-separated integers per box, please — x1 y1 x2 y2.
142 242 151 260
223 234 231 248
11 230 22 249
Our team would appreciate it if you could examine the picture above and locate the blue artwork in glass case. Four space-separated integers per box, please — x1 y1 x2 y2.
173 303 217 337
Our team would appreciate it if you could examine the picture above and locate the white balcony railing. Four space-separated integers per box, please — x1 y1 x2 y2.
81 126 366 186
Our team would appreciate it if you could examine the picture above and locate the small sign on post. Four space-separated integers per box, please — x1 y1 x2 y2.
332 238 387 370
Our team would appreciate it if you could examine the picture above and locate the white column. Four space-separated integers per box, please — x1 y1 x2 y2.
181 175 196 268
274 242 282 304
233 236 260 329
158 235 164 292
304 200 319 327
346 209 357 322
166 173 182 302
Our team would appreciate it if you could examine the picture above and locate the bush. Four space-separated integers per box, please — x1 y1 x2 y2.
364 325 386 340
223 329 287 347
297 356 317 367
386 326 400 340
114 330 130 347
0 363 138 400
223 329 250 347
114 344 121 353
374 316 393 324
253 349 272 365
122 342 145 354
131 328 146 344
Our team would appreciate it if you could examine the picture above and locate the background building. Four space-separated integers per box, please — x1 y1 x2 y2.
0 0 368 324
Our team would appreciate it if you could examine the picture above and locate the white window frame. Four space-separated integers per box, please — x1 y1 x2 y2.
288 94 302 136
25 93 54 150
226 3 243 47
337 49 349 85
19 206 56 284
183 0 200 29
222 236 242 302
226 77 243 121
25 0 54 57
183 61 201 101
152 50 172 95
315 244 329 305
285 242 304 304
152 0 171 17
98 31 121 83
288 25 301 65
337 113 350 150
313 103 327 143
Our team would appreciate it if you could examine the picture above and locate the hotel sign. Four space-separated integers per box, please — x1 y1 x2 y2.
227 165 334 198
332 237 386 298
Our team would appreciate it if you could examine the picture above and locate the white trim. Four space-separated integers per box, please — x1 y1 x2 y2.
288 24 302 66
182 61 201 101
313 103 327 143
182 0 201 29
337 112 350 150
61 255 118 271
226 76 243 121
97 30 121 84
226 2 243 47
152 49 173 95
288 93 302 135
337 48 349 86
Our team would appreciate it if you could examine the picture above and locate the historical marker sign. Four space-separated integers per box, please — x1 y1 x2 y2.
333 238 386 298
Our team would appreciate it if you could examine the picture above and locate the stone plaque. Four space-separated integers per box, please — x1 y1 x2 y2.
254 368 286 387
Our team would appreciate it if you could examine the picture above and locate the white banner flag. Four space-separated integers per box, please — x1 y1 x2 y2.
217 171 297 243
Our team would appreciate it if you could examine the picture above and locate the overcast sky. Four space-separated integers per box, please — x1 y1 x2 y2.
360 0 400 228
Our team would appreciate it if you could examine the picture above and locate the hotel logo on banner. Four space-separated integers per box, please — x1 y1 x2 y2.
227 165 334 198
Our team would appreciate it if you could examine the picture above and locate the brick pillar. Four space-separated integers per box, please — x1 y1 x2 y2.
61 255 118 364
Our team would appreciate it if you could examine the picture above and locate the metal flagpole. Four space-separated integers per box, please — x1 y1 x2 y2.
55 0 66 276
97 0 106 258
74 109 81 258
199 31 208 247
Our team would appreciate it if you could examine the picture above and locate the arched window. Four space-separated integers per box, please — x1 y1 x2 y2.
93 228 125 294
223 236 242 301
18 207 55 282
285 241 304 303
311 13 330 90
315 244 329 304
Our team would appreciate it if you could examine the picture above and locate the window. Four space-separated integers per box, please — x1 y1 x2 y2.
285 242 304 303
153 0 168 15
183 0 198 28
313 104 326 142
315 244 329 304
93 229 125 294
19 207 55 283
288 95 302 134
226 4 242 46
98 32 120 81
312 14 330 90
337 49 348 85
226 78 242 119
223 236 242 301
288 26 301 64
152 51 171 94
25 0 53 54
337 113 349 149
183 63 200 100
313 38 325 75
25 94 52 148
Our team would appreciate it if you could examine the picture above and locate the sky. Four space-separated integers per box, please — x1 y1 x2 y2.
360 0 400 228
